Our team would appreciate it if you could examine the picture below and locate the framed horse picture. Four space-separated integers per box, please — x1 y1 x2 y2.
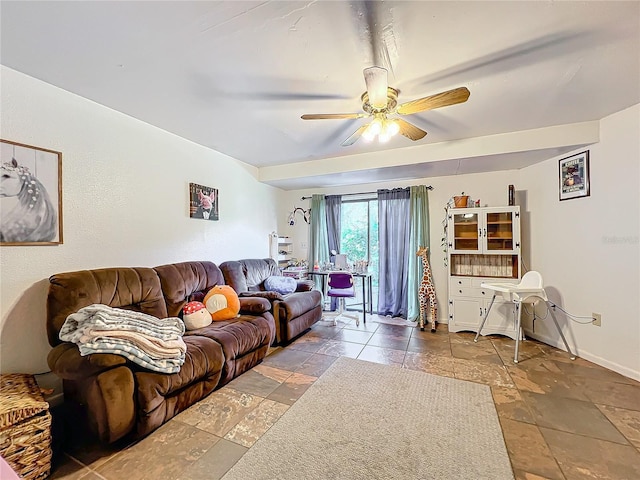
1 139 63 245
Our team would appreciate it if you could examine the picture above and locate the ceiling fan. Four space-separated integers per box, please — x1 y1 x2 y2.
301 67 470 146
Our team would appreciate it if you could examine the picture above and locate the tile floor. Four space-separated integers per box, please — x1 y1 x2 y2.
49 315 640 480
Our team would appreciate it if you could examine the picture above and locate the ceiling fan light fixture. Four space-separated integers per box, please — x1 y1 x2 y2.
362 129 375 142
301 69 467 147
386 119 400 137
362 116 400 143
379 118 397 143
362 117 382 141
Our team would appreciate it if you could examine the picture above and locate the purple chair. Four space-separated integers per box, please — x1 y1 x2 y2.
325 272 360 326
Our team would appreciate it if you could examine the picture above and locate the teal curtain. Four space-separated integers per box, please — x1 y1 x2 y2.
407 185 431 322
308 194 329 289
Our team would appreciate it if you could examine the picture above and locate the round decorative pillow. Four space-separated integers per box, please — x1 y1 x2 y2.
182 301 212 330
264 275 297 295
203 285 241 321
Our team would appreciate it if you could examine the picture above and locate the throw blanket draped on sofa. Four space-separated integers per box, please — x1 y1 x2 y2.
59 304 186 373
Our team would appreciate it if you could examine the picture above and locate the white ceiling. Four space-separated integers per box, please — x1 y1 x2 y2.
1 1 638 190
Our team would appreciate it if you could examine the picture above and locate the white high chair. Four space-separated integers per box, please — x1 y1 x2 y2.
474 271 575 363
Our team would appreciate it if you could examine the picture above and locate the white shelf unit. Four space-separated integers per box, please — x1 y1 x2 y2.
446 206 521 340
277 236 293 269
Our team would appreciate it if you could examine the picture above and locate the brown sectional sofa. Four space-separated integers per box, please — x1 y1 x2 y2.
46 261 275 444
220 258 323 344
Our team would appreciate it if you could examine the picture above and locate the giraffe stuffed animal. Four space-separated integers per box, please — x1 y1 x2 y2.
416 246 437 332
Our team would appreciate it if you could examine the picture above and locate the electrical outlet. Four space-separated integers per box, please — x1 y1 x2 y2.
300 241 307 249
592 313 602 326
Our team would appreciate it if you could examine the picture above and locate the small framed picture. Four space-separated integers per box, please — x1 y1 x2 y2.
559 151 590 201
189 183 219 221
1 139 63 245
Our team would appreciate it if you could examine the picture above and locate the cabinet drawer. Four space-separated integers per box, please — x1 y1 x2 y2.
450 286 469 297
450 287 483 298
450 277 472 288
471 278 518 287
477 288 494 299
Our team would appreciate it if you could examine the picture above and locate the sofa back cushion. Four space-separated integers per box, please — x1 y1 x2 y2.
154 261 225 317
240 259 280 291
219 261 247 293
220 258 281 293
47 267 167 347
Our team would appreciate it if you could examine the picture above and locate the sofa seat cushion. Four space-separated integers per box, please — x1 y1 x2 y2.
278 290 323 322
184 314 275 383
135 335 224 416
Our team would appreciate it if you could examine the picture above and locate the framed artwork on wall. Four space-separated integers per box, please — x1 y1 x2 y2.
1 139 63 245
559 150 590 201
189 182 219 221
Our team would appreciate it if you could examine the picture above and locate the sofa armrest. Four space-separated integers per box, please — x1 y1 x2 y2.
277 290 323 322
238 291 284 302
296 280 315 292
238 296 271 315
47 342 127 381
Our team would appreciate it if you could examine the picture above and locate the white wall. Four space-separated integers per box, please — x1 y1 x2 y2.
518 104 640 380
3 65 636 382
280 103 640 381
0 67 283 374
279 169 521 325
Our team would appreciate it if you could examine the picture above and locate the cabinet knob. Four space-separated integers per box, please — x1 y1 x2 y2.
459 290 462 294
481 291 485 295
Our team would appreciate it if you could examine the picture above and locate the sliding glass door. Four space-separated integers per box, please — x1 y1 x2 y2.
340 199 379 310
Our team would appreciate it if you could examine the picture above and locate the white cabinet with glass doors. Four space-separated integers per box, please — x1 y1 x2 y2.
446 206 521 340
447 207 520 254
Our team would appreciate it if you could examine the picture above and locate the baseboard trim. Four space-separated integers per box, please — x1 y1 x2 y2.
524 329 640 382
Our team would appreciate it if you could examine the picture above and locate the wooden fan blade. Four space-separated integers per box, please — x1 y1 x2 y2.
397 87 470 115
342 125 369 146
301 113 365 120
396 118 427 141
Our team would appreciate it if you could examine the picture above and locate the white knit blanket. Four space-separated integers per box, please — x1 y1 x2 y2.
60 304 186 374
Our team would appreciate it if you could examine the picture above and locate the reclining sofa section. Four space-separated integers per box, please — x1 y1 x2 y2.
46 261 275 444
219 258 323 344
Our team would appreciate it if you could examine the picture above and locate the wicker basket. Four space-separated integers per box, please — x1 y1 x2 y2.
453 195 469 208
0 374 52 480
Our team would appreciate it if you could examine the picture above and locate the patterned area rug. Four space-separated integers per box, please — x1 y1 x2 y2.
222 357 514 480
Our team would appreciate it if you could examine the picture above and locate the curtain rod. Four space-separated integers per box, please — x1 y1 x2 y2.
301 185 433 201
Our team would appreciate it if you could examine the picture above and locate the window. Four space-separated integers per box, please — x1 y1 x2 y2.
339 198 379 309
